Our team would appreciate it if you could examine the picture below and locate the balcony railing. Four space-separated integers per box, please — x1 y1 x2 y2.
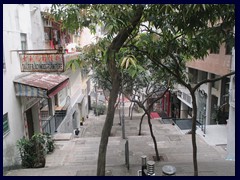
177 90 192 105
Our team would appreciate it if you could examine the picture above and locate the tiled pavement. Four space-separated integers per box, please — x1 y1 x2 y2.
5 103 235 176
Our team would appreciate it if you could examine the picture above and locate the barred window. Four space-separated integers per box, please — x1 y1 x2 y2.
20 33 27 50
3 113 10 136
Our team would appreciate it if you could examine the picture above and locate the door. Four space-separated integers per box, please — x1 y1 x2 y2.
26 108 34 138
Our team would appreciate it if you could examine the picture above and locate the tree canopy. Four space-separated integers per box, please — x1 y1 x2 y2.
51 4 235 176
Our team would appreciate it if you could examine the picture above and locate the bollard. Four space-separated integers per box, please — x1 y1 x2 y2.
147 161 155 176
141 155 147 176
162 165 176 176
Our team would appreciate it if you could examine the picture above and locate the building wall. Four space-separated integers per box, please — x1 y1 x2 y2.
3 4 56 169
227 47 235 160
3 4 34 169
3 4 95 169
29 4 45 49
57 104 78 133
186 44 231 76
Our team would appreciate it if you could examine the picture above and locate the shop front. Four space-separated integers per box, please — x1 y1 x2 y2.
14 73 69 138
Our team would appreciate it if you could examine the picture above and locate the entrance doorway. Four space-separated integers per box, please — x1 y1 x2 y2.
26 108 34 138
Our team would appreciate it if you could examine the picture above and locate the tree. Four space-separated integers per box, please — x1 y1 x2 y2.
51 4 144 176
119 56 172 160
51 4 235 176
124 78 170 160
123 4 235 176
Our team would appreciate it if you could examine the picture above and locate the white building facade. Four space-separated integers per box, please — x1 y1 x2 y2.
3 4 92 170
226 46 235 160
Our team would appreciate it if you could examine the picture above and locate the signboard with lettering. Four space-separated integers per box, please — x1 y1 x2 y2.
19 53 64 72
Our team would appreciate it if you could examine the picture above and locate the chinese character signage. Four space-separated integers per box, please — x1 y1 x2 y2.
20 53 64 72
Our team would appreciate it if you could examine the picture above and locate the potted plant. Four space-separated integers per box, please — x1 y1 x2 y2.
17 137 35 168
44 133 55 153
17 133 55 168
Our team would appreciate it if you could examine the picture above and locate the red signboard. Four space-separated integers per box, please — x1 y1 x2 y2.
19 53 64 72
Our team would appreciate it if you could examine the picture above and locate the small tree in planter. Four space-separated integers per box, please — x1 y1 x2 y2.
17 133 55 168
16 137 35 168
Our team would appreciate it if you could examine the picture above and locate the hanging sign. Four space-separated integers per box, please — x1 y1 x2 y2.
20 53 64 72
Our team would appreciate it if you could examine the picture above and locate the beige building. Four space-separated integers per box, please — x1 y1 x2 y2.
174 40 235 160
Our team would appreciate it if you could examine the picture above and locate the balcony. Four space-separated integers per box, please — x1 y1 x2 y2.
176 85 192 107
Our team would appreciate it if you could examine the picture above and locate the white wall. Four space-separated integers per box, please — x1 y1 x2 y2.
3 4 31 169
3 4 46 169
227 47 235 160
29 4 45 49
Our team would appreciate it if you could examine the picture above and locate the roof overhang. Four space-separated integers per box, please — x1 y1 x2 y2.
13 73 69 98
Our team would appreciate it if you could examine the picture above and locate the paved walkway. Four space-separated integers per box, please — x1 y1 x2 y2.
5 103 235 176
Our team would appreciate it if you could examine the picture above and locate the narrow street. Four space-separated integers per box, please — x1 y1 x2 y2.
5 102 235 176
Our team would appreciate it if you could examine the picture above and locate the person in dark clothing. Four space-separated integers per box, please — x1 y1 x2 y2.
74 128 80 137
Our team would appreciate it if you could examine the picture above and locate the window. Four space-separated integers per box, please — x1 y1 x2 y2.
188 68 198 84
198 70 208 82
44 19 52 27
20 33 27 50
3 113 10 136
211 74 219 90
3 50 5 69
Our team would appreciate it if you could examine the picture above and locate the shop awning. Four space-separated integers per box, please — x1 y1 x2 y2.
13 73 69 98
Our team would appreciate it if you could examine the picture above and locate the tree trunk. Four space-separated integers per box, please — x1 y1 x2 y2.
189 89 198 176
129 101 133 117
146 112 160 161
130 102 135 120
138 112 146 135
96 6 144 176
97 75 120 176
118 101 121 125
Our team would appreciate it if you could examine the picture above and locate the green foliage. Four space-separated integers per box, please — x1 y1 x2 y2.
44 133 55 153
93 104 106 116
120 55 136 69
50 4 235 176
51 4 234 93
16 133 55 168
65 58 84 72
16 137 35 168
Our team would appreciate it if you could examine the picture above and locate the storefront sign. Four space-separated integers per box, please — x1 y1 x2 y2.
20 53 64 72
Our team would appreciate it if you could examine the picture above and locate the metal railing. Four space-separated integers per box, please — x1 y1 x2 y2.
42 112 66 134
171 118 201 130
199 110 206 134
